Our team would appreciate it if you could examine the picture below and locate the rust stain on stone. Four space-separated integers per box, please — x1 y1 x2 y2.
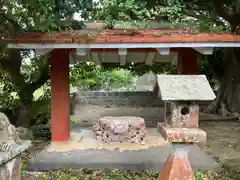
159 155 195 180
190 110 198 128
47 128 168 152
12 157 21 180
158 123 206 143
93 116 147 144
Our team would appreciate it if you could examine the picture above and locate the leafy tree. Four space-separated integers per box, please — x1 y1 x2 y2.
139 0 240 115
0 0 91 126
70 62 134 90
2 0 240 124
95 0 240 116
92 0 151 28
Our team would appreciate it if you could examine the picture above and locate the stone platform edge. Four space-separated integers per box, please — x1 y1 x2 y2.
157 123 206 143
0 140 32 165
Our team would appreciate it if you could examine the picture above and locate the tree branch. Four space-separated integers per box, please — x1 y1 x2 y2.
4 49 27 94
183 9 201 19
213 0 234 24
29 55 50 93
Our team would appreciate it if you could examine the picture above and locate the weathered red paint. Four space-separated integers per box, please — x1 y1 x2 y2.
3 29 240 44
178 48 198 74
158 123 207 143
159 154 195 180
51 49 70 142
189 111 199 128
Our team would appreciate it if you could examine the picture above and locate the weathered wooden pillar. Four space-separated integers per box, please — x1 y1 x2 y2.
51 49 70 142
178 48 198 75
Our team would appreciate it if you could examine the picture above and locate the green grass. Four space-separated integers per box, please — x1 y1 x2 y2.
22 169 193 180
21 157 240 180
21 168 240 180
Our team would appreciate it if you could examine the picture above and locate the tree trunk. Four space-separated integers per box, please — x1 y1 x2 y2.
16 103 31 127
1 15 50 127
2 49 50 127
14 89 34 127
205 47 240 118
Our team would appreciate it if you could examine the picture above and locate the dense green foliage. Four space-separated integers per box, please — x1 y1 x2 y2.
93 0 232 87
0 0 92 126
70 62 134 90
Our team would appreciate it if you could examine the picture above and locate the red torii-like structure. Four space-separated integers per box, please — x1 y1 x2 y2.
3 28 240 179
2 28 240 142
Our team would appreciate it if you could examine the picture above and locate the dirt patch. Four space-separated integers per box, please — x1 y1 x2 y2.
200 121 240 170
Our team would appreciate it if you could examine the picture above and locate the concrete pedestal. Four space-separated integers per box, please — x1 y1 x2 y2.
158 123 206 143
0 140 31 180
159 144 195 180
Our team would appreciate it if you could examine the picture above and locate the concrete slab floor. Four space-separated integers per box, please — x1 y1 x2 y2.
27 128 218 172
47 128 167 152
27 144 218 172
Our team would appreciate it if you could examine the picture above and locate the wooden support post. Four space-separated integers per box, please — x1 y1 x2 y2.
178 48 198 75
51 49 70 142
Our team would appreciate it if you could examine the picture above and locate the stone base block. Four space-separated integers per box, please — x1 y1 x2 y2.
158 123 206 143
93 116 147 144
159 144 196 180
159 154 195 180
0 140 31 180
0 155 21 180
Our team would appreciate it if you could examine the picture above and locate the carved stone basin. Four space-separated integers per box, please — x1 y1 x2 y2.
93 116 147 144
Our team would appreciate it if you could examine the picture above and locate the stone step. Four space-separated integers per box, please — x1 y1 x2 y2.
78 99 164 106
77 91 156 97
27 144 218 172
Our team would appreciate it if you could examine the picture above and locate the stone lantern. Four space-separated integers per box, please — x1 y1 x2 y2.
157 75 216 143
0 112 31 179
